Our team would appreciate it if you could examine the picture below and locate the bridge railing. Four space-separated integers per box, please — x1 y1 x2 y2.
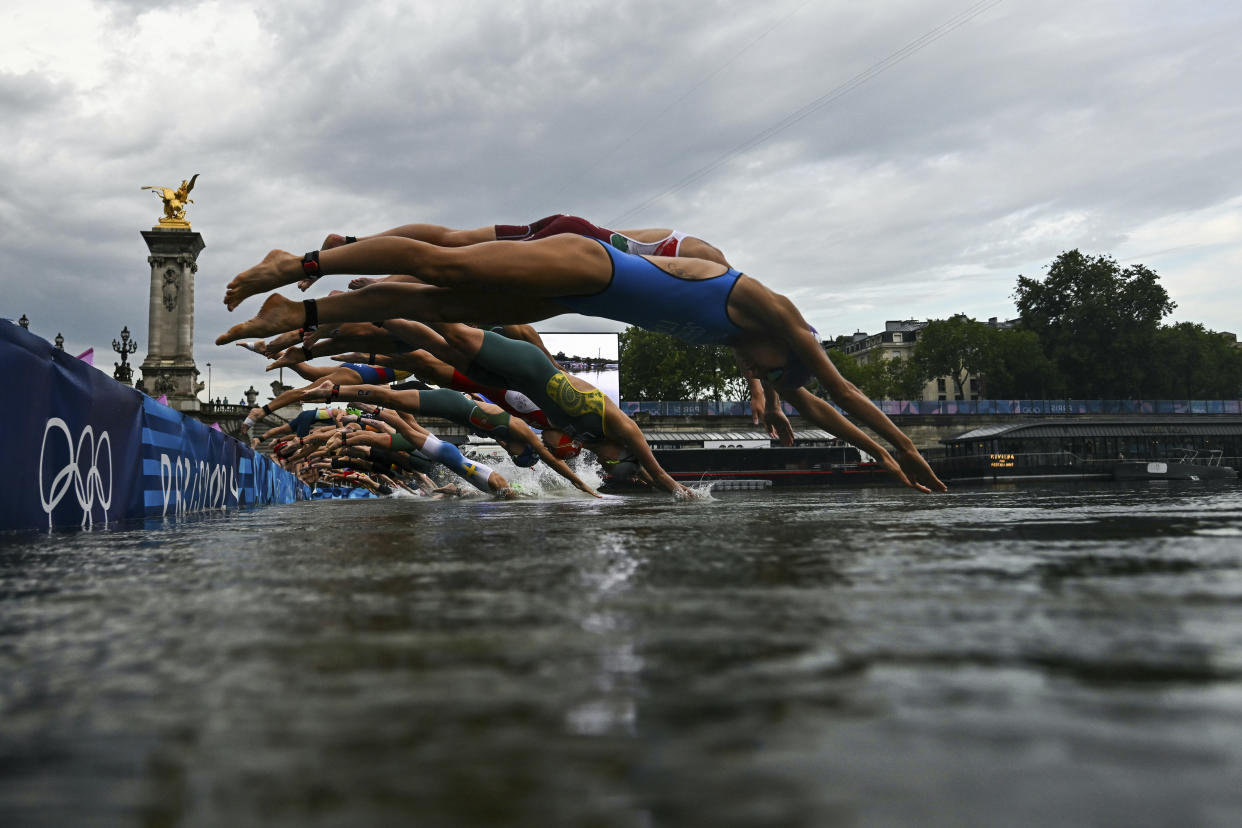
619 399 1242 417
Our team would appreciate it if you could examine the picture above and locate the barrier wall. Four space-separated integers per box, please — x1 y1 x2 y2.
1 320 308 533
619 398 1242 417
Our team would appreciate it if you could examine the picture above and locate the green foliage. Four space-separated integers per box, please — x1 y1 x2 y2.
911 316 990 397
1014 250 1175 398
620 250 1242 403
823 348 866 389
819 350 925 400
886 356 929 400
618 327 749 401
1149 323 1242 398
976 327 1059 399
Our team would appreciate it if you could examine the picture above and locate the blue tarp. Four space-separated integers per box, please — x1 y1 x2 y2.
1 320 308 532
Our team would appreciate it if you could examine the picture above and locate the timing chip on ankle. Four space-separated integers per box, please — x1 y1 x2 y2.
301 250 321 280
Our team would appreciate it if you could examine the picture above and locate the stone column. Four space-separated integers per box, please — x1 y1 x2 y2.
139 228 206 412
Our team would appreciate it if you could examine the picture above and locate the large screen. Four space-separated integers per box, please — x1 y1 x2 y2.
536 332 620 403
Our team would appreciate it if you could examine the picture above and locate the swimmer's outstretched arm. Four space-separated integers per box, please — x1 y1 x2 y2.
736 286 945 493
503 416 600 498
746 376 767 428
760 381 795 446
781 385 937 493
367 405 512 498
378 473 415 495
603 410 689 497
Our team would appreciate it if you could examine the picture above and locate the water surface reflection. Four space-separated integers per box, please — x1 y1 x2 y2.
2 482 1242 825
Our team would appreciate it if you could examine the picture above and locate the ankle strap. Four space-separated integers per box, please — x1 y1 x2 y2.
303 299 319 331
301 251 321 280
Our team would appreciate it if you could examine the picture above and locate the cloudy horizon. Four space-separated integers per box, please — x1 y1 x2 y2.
3 0 1240 404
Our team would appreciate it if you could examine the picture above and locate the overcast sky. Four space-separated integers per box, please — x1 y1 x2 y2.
3 0 1240 404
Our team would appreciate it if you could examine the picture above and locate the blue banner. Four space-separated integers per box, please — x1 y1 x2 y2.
1 320 308 533
622 397 1242 418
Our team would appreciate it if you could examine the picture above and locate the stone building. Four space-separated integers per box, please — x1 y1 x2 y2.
833 317 1015 401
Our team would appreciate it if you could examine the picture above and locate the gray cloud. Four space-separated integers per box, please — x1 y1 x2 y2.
3 0 1241 404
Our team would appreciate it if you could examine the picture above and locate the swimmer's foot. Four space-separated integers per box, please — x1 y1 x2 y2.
216 293 307 345
348 277 380 290
265 344 310 371
321 233 356 251
299 378 337 403
236 340 266 355
225 249 302 311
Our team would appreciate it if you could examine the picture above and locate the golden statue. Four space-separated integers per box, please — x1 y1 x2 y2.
142 173 199 228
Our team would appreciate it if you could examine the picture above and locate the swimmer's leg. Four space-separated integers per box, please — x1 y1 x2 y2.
225 233 608 311
216 285 562 345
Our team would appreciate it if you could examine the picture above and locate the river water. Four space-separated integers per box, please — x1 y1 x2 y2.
3 480 1242 827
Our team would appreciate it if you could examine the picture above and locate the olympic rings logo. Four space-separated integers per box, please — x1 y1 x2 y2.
39 417 113 530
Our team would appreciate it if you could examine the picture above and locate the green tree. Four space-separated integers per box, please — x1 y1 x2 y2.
618 327 750 400
1150 323 1242 398
976 327 1059 399
823 348 867 389
618 328 696 400
885 355 929 400
817 349 920 400
911 315 992 398
1014 250 1175 398
685 346 750 401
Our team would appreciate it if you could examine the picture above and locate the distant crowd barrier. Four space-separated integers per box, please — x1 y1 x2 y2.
1 320 309 533
620 399 1242 417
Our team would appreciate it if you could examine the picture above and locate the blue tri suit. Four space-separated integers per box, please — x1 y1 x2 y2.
556 238 746 346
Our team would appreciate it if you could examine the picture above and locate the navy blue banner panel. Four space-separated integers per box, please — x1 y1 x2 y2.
1 320 307 533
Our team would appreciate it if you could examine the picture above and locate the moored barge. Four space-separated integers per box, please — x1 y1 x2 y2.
599 429 893 491
934 419 1242 483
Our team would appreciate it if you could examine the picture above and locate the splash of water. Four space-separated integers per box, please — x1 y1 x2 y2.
461 441 605 500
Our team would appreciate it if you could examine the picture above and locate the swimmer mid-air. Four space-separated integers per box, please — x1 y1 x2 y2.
296 380 601 498
217 219 945 493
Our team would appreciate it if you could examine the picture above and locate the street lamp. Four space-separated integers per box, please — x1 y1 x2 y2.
54 332 64 350
206 362 212 403
18 314 29 330
112 325 138 385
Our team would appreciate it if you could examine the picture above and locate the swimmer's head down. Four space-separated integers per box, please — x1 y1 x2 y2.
540 429 582 460
768 324 818 389
766 355 813 389
512 443 539 468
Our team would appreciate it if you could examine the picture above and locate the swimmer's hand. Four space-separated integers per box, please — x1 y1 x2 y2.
764 407 795 446
673 484 711 502
896 446 947 493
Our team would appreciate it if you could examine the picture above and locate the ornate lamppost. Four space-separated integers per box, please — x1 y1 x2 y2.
206 362 212 404
113 326 138 386
18 314 29 330
54 333 64 350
